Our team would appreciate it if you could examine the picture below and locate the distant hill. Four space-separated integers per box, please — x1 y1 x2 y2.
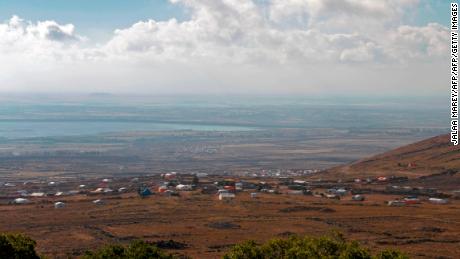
320 134 460 182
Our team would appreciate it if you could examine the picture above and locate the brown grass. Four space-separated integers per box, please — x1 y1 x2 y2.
0 192 459 258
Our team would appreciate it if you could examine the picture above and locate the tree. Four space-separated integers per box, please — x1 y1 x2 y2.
376 250 410 259
0 233 41 259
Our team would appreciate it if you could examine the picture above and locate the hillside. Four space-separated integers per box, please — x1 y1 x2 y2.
320 134 460 181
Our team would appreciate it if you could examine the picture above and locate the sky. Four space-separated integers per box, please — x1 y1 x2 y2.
0 0 452 95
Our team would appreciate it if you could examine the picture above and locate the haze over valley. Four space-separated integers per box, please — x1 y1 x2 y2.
0 94 448 179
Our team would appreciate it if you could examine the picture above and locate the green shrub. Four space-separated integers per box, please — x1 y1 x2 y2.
83 240 175 259
0 232 408 259
376 250 409 259
0 233 41 259
223 234 408 259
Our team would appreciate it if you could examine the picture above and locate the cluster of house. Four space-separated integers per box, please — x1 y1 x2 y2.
387 196 449 206
351 175 409 184
235 169 320 178
2 172 458 209
5 177 139 207
385 185 438 196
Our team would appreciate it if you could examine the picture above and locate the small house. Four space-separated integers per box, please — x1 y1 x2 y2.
30 192 46 197
235 182 243 191
288 190 304 195
335 188 347 196
164 172 177 180
219 193 235 200
325 194 340 200
388 200 405 206
17 190 28 197
93 199 104 205
176 184 193 191
158 186 168 193
217 189 229 195
428 198 448 204
139 187 153 198
54 202 66 209
352 195 365 201
13 198 30 204
403 197 420 204
91 188 104 194
377 176 387 182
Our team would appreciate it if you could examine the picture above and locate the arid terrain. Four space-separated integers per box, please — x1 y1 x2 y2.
0 186 459 259
322 134 460 190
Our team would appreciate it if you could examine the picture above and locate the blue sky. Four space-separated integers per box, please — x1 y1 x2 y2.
0 0 451 38
0 0 187 40
416 0 452 27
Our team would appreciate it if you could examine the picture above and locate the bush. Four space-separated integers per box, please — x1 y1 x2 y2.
0 233 41 259
83 240 175 259
0 232 408 259
223 234 408 259
376 250 410 259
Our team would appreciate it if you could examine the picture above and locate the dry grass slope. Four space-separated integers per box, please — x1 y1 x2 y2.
321 134 460 179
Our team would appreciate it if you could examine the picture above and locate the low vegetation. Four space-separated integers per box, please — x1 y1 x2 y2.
223 233 408 259
82 240 175 259
0 232 408 259
0 233 41 259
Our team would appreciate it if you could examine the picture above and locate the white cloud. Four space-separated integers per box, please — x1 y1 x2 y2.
0 0 449 94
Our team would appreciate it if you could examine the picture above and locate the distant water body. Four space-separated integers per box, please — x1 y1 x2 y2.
0 120 255 139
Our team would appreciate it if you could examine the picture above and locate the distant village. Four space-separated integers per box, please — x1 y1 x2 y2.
1 169 458 208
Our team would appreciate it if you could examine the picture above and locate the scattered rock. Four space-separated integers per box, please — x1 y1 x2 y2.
208 244 236 249
277 231 296 237
279 206 335 213
419 227 445 233
154 239 188 250
206 221 241 229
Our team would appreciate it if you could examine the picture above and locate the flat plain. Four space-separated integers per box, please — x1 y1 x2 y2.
1 188 459 259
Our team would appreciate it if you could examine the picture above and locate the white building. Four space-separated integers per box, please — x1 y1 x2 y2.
428 198 448 204
93 199 104 205
54 202 66 208
13 198 30 204
176 184 193 191
219 193 235 200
